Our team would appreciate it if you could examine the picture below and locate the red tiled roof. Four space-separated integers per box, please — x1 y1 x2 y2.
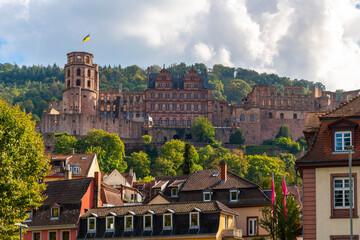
181 169 258 191
46 153 96 178
322 94 360 118
101 183 123 206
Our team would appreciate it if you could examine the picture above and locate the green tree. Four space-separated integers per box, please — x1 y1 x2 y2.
126 151 151 178
152 157 177 176
180 143 195 175
53 135 77 154
191 116 215 143
245 154 285 188
229 129 245 144
67 129 127 173
0 99 50 239
142 135 152 145
275 125 292 140
296 136 308 151
259 186 301 240
225 79 252 103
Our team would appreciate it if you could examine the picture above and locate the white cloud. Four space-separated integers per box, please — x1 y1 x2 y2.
1 0 360 90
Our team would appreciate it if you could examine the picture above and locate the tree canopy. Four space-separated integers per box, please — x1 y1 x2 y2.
191 116 215 143
275 125 292 140
229 129 245 145
0 99 50 239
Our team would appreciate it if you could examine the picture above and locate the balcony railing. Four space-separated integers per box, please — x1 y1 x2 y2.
222 228 242 239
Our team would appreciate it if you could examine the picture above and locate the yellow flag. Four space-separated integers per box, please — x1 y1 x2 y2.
82 34 90 43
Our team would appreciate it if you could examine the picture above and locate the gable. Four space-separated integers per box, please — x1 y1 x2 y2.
148 194 171 205
328 117 358 129
103 169 127 186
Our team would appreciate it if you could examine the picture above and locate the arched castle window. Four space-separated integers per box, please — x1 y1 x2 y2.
76 79 81 86
100 105 104 111
240 114 245 121
158 118 162 125
180 119 184 126
269 112 273 119
67 80 70 87
165 118 170 126
250 114 255 122
77 68 81 76
173 118 177 126
187 119 191 126
88 69 91 77
293 113 297 119
67 69 70 77
86 56 89 63
280 113 284 119
87 80 91 87
107 105 110 112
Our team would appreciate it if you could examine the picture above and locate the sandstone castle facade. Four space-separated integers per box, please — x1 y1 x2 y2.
39 52 358 150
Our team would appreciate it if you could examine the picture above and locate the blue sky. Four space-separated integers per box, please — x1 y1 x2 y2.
1 0 360 91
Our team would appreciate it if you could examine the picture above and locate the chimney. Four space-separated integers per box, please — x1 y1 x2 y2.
94 172 101 208
221 162 227 182
70 148 75 154
65 164 72 180
129 167 133 176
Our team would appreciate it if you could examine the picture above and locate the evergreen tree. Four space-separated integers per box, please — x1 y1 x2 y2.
229 129 245 144
275 125 292 140
180 143 194 175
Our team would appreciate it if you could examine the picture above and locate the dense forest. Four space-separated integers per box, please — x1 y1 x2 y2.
0 62 327 120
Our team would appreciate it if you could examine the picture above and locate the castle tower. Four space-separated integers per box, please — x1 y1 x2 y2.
62 52 99 115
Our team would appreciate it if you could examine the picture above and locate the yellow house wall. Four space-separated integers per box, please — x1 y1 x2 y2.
316 166 360 239
87 155 100 177
233 206 268 239
216 213 234 240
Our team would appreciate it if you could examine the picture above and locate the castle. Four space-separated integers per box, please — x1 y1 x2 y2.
39 51 358 150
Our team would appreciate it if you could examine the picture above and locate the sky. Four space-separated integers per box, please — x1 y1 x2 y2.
1 0 360 91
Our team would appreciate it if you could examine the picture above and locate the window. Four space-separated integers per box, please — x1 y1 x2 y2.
165 104 170 111
331 173 358 218
180 119 184 126
180 94 184 99
214 106 217 112
33 232 41 240
76 79 81 86
158 93 162 99
173 93 177 99
280 113 284 119
201 94 205 99
187 119 191 126
250 114 255 122
330 235 359 240
143 214 153 230
67 80 70 87
171 188 178 197
158 104 163 111
88 69 91 77
165 118 169 126
201 105 206 111
194 105 198 111
88 217 96 231
187 84 191 88
194 94 198 99
124 215 133 231
335 131 351 151
77 68 81 76
203 192 211 202
187 94 191 99
73 166 80 174
269 112 273 119
172 118 177 126
151 104 155 110
25 210 32 222
194 84 199 88
230 190 238 202
61 231 70 240
293 113 297 119
48 231 57 240
334 177 354 208
189 212 199 228
187 104 191 111
224 215 228 229
248 217 258 236
67 69 70 77
51 206 60 219
163 213 172 229
106 216 115 231
165 94 170 99
87 80 91 87
158 119 162 125
166 84 171 88
180 104 184 111
172 104 177 111
240 114 245 121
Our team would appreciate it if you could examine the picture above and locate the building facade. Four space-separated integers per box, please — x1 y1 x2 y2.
296 95 360 239
39 51 360 148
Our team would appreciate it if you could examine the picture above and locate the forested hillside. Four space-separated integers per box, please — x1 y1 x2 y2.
0 62 326 120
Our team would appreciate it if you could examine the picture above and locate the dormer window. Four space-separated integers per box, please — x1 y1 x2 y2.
189 212 200 228
106 216 115 231
203 190 212 202
51 206 60 219
334 131 351 151
124 215 133 231
171 188 178 197
24 209 32 222
163 213 173 229
154 189 160 195
143 214 153 230
230 189 238 202
73 166 80 174
88 217 96 232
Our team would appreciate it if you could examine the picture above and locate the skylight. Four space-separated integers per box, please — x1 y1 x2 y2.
212 172 219 177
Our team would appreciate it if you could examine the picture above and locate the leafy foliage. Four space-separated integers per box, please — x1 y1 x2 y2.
0 99 50 239
126 151 151 179
191 116 215 143
53 135 77 154
179 143 195 175
275 125 292 140
229 129 245 144
259 186 301 240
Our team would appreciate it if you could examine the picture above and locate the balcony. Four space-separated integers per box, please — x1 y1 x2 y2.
222 228 242 239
